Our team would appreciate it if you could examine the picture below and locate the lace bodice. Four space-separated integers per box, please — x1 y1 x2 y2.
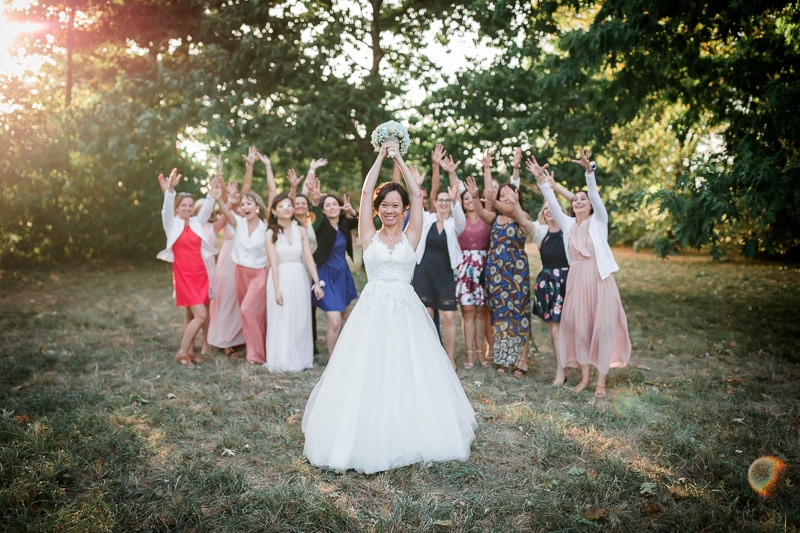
362 233 416 284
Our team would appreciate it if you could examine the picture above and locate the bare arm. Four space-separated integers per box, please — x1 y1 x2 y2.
265 231 282 305
429 143 445 212
394 150 424 249
211 185 237 228
241 146 257 195
358 146 387 248
465 175 495 225
258 151 276 207
301 229 325 300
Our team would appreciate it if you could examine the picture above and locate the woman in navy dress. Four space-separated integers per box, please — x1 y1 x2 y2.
307 178 359 358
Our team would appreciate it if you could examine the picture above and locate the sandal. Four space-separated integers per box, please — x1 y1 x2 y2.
594 387 607 399
175 354 192 365
497 365 509 374
513 367 528 378
191 355 207 365
463 349 475 369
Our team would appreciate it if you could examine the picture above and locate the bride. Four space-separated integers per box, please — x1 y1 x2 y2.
301 140 477 474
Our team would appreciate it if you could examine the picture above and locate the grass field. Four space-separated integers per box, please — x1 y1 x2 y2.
1 247 799 532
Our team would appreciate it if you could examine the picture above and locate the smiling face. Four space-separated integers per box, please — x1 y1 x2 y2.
272 197 294 221
377 190 404 229
176 196 194 220
293 195 309 216
434 192 451 216
571 191 591 218
322 196 342 220
240 195 258 219
461 191 475 212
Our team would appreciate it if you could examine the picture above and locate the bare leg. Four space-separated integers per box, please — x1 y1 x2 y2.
200 303 210 355
475 305 488 365
461 305 477 367
178 304 207 364
325 311 344 359
440 310 456 369
483 305 493 362
548 322 565 386
595 372 608 398
573 365 590 393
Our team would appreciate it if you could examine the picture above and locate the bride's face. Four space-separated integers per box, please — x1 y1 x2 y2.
378 190 404 228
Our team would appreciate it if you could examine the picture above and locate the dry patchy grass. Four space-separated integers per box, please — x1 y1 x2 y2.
1 250 799 532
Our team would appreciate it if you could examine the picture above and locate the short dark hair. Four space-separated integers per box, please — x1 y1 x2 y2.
373 182 410 212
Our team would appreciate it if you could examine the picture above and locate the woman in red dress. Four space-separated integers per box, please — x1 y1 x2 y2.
157 169 218 365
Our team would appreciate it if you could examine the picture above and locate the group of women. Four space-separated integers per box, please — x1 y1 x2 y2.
157 149 359 374
157 143 631 400
156 137 632 474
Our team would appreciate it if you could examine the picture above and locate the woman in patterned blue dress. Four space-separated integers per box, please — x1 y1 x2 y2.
465 176 530 374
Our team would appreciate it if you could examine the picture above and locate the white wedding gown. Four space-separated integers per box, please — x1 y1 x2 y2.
302 233 477 474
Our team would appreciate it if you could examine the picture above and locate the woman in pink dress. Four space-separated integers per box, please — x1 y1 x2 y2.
156 169 218 365
537 149 631 398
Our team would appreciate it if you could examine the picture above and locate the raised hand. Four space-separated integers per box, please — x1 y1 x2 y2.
447 182 459 203
465 175 480 198
542 167 556 188
409 165 426 187
309 158 328 172
256 150 272 168
243 146 257 166
287 168 303 189
168 168 181 190
480 148 494 168
306 174 322 204
525 156 549 182
157 172 169 193
512 147 522 168
440 155 462 174
431 143 446 165
571 147 593 172
343 194 356 216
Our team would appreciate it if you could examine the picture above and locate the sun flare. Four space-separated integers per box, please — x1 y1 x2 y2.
0 8 45 77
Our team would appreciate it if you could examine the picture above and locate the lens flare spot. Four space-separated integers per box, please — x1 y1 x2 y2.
747 456 786 497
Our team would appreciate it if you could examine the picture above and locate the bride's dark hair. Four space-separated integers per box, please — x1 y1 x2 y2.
373 182 410 213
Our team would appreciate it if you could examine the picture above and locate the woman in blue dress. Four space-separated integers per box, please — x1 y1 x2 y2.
307 178 359 358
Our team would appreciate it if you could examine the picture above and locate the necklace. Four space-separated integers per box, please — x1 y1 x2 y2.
385 232 398 241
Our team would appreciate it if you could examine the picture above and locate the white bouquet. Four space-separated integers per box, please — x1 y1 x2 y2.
370 120 411 158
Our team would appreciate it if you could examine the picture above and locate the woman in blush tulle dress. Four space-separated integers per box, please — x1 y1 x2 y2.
264 192 325 373
538 150 631 398
302 141 476 475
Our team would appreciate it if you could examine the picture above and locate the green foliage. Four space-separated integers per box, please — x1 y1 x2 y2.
1 0 799 262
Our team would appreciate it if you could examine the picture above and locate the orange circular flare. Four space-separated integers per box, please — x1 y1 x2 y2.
747 456 786 497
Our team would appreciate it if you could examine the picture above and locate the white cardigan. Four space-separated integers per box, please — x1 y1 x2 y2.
539 171 619 280
415 201 466 270
156 190 217 263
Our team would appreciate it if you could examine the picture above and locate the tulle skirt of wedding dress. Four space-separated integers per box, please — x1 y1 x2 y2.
302 279 477 474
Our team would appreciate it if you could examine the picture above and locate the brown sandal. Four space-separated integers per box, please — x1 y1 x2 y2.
176 354 192 365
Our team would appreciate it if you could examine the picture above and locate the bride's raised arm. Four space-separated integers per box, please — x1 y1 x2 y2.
358 144 388 248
